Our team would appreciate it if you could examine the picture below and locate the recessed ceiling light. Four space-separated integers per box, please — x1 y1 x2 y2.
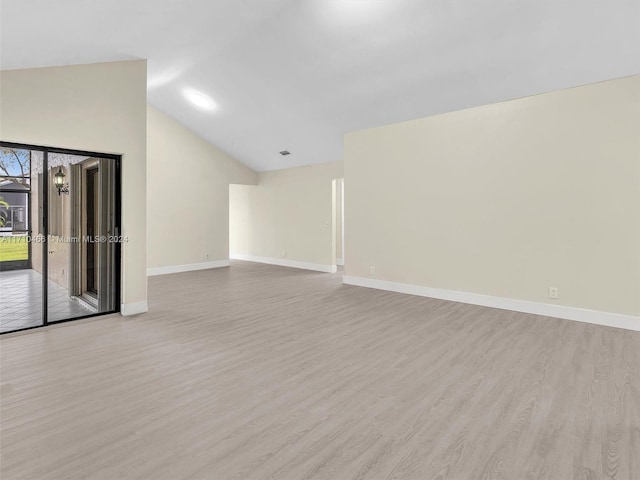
316 0 392 25
280 150 291 156
183 88 216 111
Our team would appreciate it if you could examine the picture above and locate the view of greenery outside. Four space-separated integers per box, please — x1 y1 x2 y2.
0 236 28 261
1 148 31 264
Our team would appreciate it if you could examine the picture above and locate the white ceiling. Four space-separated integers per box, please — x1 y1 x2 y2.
1 0 639 171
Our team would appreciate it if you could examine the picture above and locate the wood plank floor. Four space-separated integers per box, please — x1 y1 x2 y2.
1 261 639 479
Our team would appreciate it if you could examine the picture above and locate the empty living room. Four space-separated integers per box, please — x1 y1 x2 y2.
1 1 639 479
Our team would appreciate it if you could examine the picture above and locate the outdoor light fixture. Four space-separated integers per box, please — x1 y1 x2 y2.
54 167 69 195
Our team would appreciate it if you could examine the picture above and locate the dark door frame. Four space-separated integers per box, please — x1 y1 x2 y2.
0 141 122 334
85 165 99 297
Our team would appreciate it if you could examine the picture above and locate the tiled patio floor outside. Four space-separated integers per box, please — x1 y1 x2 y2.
0 269 95 332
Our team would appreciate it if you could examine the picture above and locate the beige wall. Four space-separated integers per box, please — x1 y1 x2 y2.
345 76 640 317
147 106 256 270
230 161 343 268
0 60 148 313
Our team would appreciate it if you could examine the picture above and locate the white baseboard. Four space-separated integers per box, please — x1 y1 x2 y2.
120 301 148 316
231 253 337 273
147 260 230 276
337 258 344 266
343 276 640 332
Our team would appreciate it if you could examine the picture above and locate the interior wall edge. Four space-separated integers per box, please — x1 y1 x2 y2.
120 301 149 317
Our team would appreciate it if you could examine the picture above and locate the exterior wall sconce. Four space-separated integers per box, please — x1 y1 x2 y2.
54 167 69 195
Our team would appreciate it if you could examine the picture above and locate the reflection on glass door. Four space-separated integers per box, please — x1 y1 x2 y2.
47 154 117 323
0 141 120 334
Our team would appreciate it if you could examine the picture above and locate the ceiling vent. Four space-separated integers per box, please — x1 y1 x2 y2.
279 150 290 156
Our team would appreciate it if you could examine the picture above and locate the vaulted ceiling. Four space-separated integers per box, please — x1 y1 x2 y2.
1 0 638 171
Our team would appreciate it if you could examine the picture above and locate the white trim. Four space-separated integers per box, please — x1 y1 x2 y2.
147 260 230 276
120 301 148 316
231 254 337 273
341 179 345 265
337 258 344 266
343 276 640 332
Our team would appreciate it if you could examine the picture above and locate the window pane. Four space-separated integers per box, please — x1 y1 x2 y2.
0 191 29 233
0 148 31 177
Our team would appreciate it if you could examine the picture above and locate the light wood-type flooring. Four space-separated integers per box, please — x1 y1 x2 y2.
1 261 639 479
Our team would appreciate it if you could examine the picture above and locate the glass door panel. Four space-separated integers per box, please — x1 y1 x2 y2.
47 154 117 323
0 148 42 332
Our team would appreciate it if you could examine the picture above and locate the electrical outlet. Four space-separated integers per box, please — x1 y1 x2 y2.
549 287 559 299
282 250 286 257
369 266 376 275
205 253 209 259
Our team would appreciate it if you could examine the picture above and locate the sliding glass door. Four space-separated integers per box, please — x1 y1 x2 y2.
0 142 121 333
0 148 41 331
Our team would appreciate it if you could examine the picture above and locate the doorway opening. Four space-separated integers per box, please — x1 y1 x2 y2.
0 142 121 334
332 177 344 270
